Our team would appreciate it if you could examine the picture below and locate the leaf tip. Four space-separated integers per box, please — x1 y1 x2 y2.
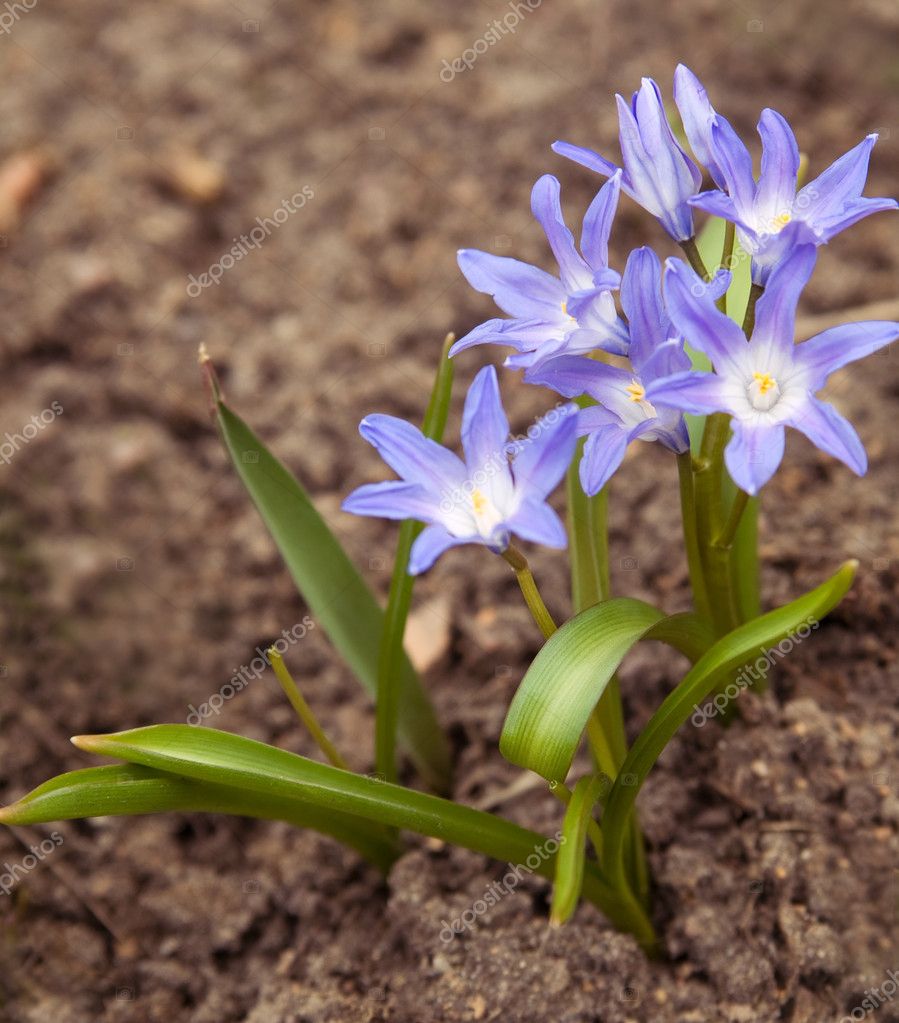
71 734 101 752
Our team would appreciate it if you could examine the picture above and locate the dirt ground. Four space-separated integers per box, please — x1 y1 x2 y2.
1 1 897 1021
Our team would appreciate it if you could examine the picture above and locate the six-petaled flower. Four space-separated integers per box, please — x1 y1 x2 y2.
451 174 627 371
646 249 898 494
343 366 578 573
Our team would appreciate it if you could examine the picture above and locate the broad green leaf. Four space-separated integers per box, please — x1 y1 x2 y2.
500 600 714 782
376 335 454 783
215 399 451 792
550 774 606 925
0 764 401 872
601 561 857 887
6 726 657 948
52 726 632 915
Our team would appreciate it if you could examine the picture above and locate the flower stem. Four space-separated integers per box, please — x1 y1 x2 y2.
718 220 736 314
743 282 764 337
714 488 750 551
680 237 709 279
503 545 556 639
268 649 349 770
694 413 740 636
677 450 712 622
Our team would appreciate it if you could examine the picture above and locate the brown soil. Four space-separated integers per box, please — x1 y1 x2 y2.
1 1 897 1021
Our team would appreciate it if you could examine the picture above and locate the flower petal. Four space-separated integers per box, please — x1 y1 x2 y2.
707 118 757 216
797 134 881 223
409 524 472 574
644 370 732 416
506 497 568 549
620 246 669 371
788 396 867 476
811 196 898 242
552 140 623 183
461 365 515 509
342 480 438 522
359 414 467 494
795 320 899 390
457 249 565 319
509 403 578 501
663 258 749 374
673 64 726 186
530 174 591 293
749 244 817 368
579 426 630 495
580 172 622 273
755 109 800 230
688 189 757 238
724 421 786 495
526 355 632 406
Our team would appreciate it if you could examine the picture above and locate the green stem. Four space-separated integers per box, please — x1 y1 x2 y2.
503 545 557 639
715 489 750 551
680 237 709 279
677 451 711 622
694 413 739 636
375 335 455 784
269 650 349 770
549 780 604 860
718 220 736 314
743 282 764 337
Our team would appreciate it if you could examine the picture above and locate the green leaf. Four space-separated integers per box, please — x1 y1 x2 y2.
601 560 857 887
5 726 660 948
50 726 631 912
0 764 401 872
550 774 606 926
500 599 713 782
376 335 454 783
214 399 451 792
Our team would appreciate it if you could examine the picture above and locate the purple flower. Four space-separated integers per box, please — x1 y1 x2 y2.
553 77 702 241
451 174 627 372
646 249 899 495
527 247 706 495
342 366 578 573
689 109 897 285
672 64 747 193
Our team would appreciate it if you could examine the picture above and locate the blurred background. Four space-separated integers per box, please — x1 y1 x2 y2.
0 1 896 1020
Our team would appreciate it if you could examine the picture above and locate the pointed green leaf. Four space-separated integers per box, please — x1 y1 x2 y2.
500 600 714 782
376 335 454 783
601 561 857 886
0 764 400 872
215 399 451 791
550 774 607 926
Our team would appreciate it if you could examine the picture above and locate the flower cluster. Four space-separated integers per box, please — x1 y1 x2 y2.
346 66 897 572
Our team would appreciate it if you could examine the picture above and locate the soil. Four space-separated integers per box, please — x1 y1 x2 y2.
1 1 898 1021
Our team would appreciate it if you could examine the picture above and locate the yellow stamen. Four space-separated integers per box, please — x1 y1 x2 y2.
772 211 792 231
752 371 776 395
625 380 647 403
472 489 489 515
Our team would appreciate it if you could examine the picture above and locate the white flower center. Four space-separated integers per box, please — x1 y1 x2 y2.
470 488 504 537
748 371 781 412
625 379 657 419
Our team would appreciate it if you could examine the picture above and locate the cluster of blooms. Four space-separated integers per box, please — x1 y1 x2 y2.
345 66 897 573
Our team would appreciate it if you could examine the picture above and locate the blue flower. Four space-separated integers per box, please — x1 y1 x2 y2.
451 174 627 372
342 366 578 573
527 247 707 495
672 64 748 193
553 77 702 242
689 110 897 285
645 249 899 495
